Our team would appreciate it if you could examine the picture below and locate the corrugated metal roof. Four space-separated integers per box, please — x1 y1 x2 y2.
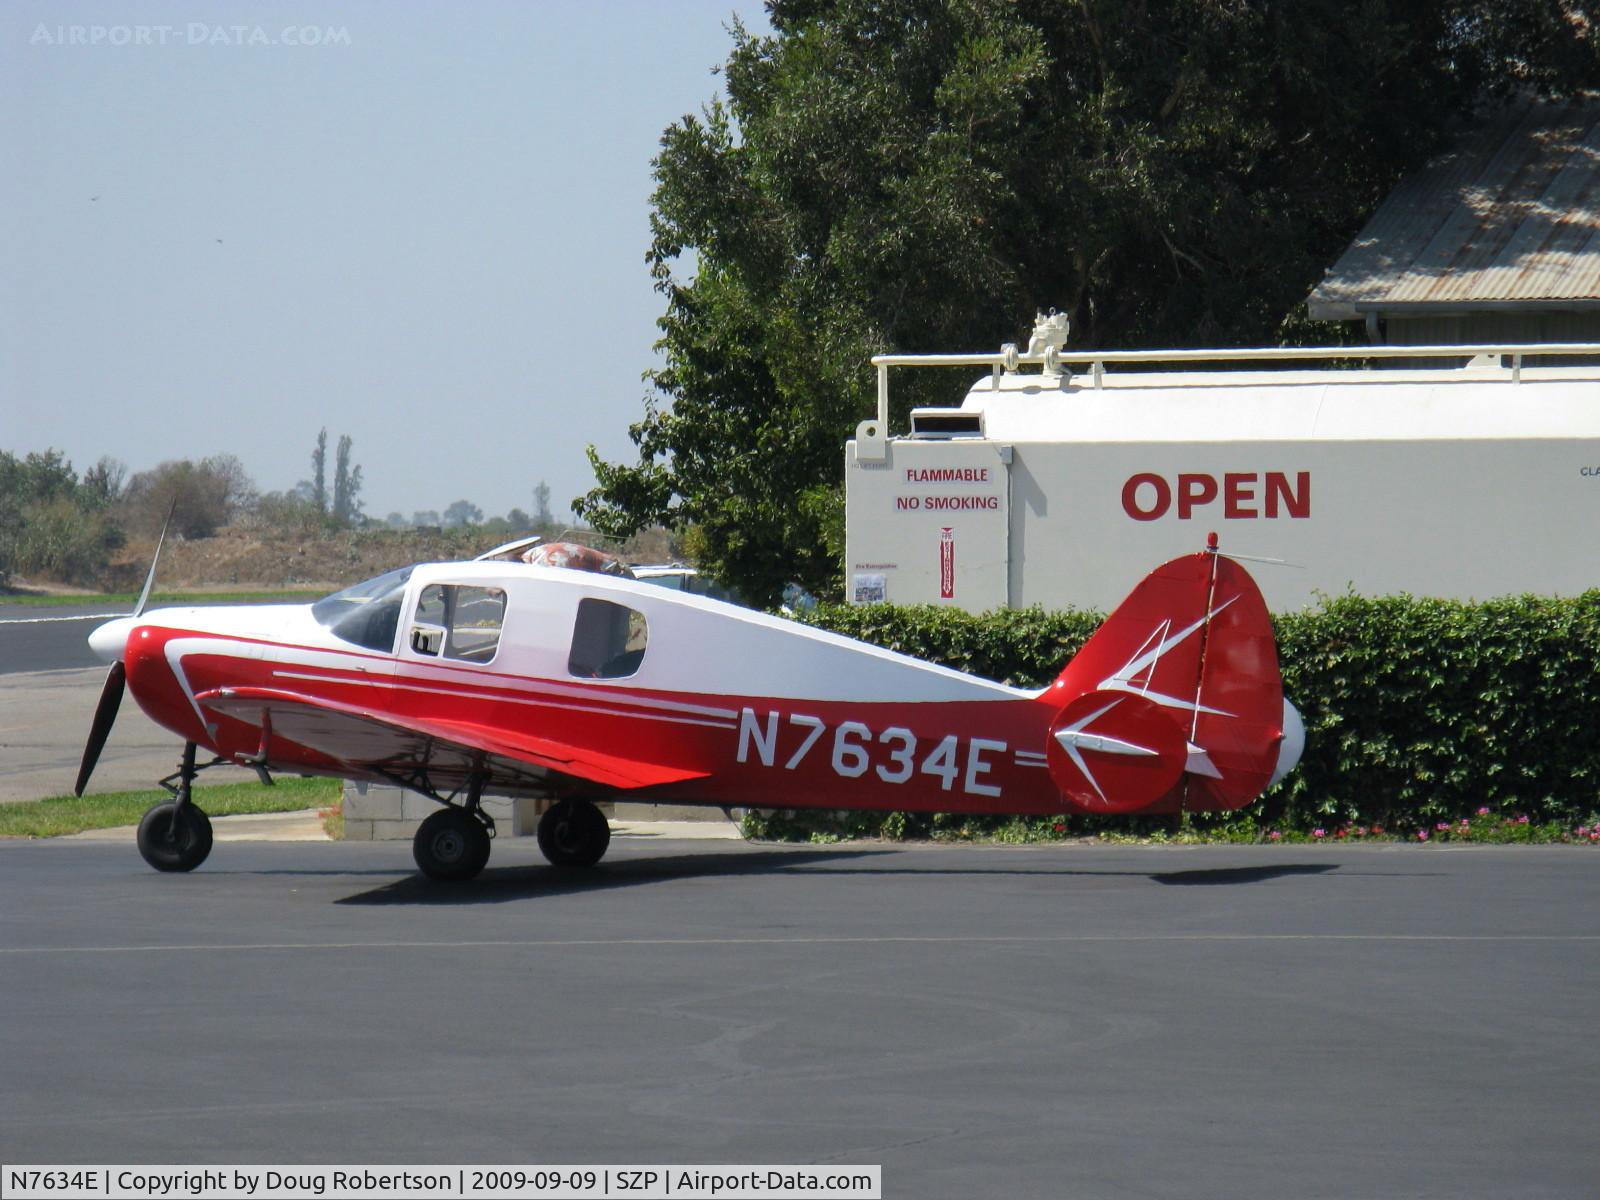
1308 98 1600 320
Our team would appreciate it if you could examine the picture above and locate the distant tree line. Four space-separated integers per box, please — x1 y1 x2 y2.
0 433 572 588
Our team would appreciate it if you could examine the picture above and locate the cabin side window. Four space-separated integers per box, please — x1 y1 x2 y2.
409 584 508 664
568 598 648 678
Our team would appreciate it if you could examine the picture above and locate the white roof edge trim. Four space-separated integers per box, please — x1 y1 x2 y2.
873 342 1600 368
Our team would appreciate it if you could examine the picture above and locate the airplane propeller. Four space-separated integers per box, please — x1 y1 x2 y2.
73 509 174 797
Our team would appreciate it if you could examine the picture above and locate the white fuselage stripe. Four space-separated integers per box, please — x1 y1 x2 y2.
267 670 740 732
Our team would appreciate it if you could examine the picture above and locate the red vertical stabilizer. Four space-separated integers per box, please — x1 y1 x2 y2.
1040 547 1285 813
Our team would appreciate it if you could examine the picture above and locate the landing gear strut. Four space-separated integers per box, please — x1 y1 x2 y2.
537 799 611 868
137 742 214 873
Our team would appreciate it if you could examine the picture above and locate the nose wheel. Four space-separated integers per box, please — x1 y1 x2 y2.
137 801 214 872
537 799 611 868
137 742 214 873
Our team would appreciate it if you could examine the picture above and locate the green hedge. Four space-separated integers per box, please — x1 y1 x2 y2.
767 593 1600 841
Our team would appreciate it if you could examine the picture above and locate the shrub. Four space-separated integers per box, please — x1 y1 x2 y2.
0 450 124 586
751 593 1600 841
8 497 123 585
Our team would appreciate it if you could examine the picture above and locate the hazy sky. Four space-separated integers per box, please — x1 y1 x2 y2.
1 0 771 525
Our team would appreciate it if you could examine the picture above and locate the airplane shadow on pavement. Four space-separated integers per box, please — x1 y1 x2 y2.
329 847 1342 906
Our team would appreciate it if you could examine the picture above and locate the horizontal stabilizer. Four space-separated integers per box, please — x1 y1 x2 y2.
1046 690 1186 813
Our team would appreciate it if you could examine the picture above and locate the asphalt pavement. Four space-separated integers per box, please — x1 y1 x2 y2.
1 838 1595 1198
0 603 123 675
0 601 268 801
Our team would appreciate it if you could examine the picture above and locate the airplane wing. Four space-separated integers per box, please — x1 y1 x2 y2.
194 686 709 795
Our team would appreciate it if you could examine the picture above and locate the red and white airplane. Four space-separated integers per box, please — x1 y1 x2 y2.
77 534 1303 880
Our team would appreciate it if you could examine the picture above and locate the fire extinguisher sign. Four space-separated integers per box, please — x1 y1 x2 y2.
939 527 955 599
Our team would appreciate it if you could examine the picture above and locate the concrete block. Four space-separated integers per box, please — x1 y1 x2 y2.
342 818 375 842
339 779 541 837
368 819 421 841
400 791 439 821
343 788 396 820
613 802 731 822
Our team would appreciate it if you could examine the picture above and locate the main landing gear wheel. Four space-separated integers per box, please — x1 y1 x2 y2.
136 801 214 873
413 807 492 882
537 799 611 868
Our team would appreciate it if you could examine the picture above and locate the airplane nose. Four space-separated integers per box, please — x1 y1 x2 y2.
88 616 136 664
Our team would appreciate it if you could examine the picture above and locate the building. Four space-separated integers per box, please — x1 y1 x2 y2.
1307 96 1600 347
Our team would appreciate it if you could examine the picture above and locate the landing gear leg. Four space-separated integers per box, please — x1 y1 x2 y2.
537 798 611 868
137 742 214 873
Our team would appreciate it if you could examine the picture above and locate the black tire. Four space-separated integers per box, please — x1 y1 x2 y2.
413 807 492 882
537 799 611 867
137 801 214 873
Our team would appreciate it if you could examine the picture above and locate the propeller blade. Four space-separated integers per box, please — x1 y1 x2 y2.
75 661 126 797
134 501 177 618
75 507 174 796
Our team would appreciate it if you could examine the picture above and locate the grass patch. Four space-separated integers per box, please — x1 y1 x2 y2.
0 776 340 839
0 589 324 608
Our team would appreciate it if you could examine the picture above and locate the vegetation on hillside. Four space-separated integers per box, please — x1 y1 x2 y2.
0 429 621 590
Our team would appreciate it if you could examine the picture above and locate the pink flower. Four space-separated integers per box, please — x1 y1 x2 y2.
1435 822 1450 832
1460 818 1471 827
1335 828 1348 838
1353 827 1368 837
1516 815 1530 825
1417 830 1430 841
1313 828 1326 839
1476 807 1491 816
1267 831 1282 841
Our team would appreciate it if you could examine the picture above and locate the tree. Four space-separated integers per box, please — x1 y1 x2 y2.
533 481 553 528
306 429 328 514
332 434 364 524
81 456 127 506
579 0 1600 604
120 455 255 539
442 499 484 529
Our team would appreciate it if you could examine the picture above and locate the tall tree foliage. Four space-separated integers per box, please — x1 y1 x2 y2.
308 428 328 514
579 0 1600 605
333 434 364 524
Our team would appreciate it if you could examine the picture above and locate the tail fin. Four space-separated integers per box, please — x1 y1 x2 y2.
1040 540 1289 814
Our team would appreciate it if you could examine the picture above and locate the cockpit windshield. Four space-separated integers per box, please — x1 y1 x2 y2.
312 566 414 652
